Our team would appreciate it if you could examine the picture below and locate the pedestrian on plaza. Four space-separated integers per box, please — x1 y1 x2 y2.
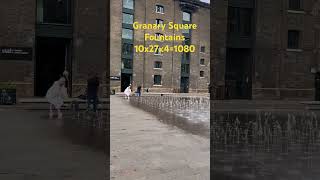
124 85 132 100
46 76 68 119
87 72 100 112
136 86 142 97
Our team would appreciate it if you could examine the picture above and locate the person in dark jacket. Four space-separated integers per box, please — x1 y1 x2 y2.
87 73 100 112
136 86 142 97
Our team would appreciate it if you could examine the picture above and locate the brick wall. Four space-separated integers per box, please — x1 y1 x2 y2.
0 0 36 97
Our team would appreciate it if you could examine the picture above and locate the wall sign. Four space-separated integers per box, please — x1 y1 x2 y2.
110 76 121 81
0 47 33 61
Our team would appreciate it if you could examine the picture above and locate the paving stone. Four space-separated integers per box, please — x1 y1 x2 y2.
110 96 209 179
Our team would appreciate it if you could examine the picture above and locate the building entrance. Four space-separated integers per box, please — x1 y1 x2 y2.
35 37 71 97
225 48 252 99
180 77 189 93
121 73 132 92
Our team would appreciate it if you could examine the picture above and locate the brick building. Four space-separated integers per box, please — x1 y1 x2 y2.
212 0 320 100
0 0 107 98
110 0 210 93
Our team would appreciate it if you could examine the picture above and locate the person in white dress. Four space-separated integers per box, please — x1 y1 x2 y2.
124 85 132 100
46 77 68 119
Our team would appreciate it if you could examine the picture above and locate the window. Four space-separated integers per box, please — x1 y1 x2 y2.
154 61 162 69
155 33 164 41
240 9 252 36
288 30 300 49
228 7 252 36
123 13 133 24
182 52 191 62
154 75 162 85
200 59 205 65
183 12 191 22
123 0 134 9
156 19 164 25
37 0 71 24
181 64 190 74
182 28 190 34
289 0 301 10
184 38 191 45
200 46 205 53
156 5 164 14
122 43 133 55
200 71 204 77
122 58 133 69
122 28 133 40
155 47 162 55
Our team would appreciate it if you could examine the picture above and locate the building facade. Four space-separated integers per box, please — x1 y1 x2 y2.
0 0 107 98
110 0 210 93
212 0 320 100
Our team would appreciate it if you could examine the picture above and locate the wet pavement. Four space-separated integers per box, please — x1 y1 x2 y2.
212 102 320 180
110 96 209 180
0 108 106 179
130 96 210 138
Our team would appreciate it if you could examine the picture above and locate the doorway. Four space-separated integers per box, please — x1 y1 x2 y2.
225 48 253 99
121 73 132 92
180 77 189 93
35 37 71 97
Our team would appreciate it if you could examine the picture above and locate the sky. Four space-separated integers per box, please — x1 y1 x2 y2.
200 0 210 3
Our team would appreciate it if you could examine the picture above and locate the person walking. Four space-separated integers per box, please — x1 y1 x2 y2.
87 73 100 112
46 77 68 119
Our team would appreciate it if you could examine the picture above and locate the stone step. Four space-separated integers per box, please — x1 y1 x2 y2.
20 104 108 110
0 98 108 110
19 98 109 104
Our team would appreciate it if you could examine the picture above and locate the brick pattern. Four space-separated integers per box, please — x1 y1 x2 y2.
254 0 319 100
72 0 107 96
0 0 36 97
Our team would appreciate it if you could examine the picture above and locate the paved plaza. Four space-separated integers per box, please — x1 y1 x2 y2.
110 96 210 180
0 108 106 179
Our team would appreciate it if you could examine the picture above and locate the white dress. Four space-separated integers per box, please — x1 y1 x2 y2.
124 87 131 97
46 81 68 109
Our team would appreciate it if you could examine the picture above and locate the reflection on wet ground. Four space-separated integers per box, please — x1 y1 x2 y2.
129 96 210 138
49 111 107 152
212 110 320 180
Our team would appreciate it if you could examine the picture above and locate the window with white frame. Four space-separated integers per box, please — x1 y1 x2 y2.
156 19 164 25
154 61 162 69
200 58 205 65
200 71 204 78
155 47 162 55
288 30 300 49
154 75 162 85
200 46 205 53
155 33 164 41
156 5 164 14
